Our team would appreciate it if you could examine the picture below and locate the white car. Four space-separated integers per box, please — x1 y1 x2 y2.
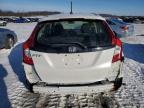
106 18 134 38
23 13 124 94
0 20 7 26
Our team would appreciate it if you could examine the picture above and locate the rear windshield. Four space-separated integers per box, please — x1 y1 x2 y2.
34 19 113 53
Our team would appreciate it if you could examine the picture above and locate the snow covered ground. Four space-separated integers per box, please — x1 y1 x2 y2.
0 23 144 108
134 24 144 36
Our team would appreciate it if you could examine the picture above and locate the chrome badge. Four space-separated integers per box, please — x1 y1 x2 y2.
68 46 77 53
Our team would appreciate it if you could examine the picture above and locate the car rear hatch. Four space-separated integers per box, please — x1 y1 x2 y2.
30 47 115 84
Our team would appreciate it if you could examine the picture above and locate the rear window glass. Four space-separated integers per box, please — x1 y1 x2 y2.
34 19 113 53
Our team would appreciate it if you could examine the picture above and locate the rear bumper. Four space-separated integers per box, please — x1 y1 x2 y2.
32 77 122 94
23 63 123 94
33 83 114 94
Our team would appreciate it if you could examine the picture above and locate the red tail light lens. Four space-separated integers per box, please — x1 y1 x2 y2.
112 38 123 63
23 42 33 65
112 46 121 63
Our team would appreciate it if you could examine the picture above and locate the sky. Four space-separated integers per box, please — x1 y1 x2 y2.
0 0 144 16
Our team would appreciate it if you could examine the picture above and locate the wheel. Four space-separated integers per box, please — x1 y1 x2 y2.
5 37 14 49
113 78 123 90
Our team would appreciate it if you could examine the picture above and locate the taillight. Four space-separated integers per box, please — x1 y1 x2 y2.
23 42 33 65
120 26 128 31
23 25 38 65
112 38 123 63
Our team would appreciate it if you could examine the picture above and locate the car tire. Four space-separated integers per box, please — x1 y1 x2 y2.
113 78 123 90
5 36 14 49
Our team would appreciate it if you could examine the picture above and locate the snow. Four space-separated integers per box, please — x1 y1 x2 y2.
134 24 144 36
0 23 144 108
